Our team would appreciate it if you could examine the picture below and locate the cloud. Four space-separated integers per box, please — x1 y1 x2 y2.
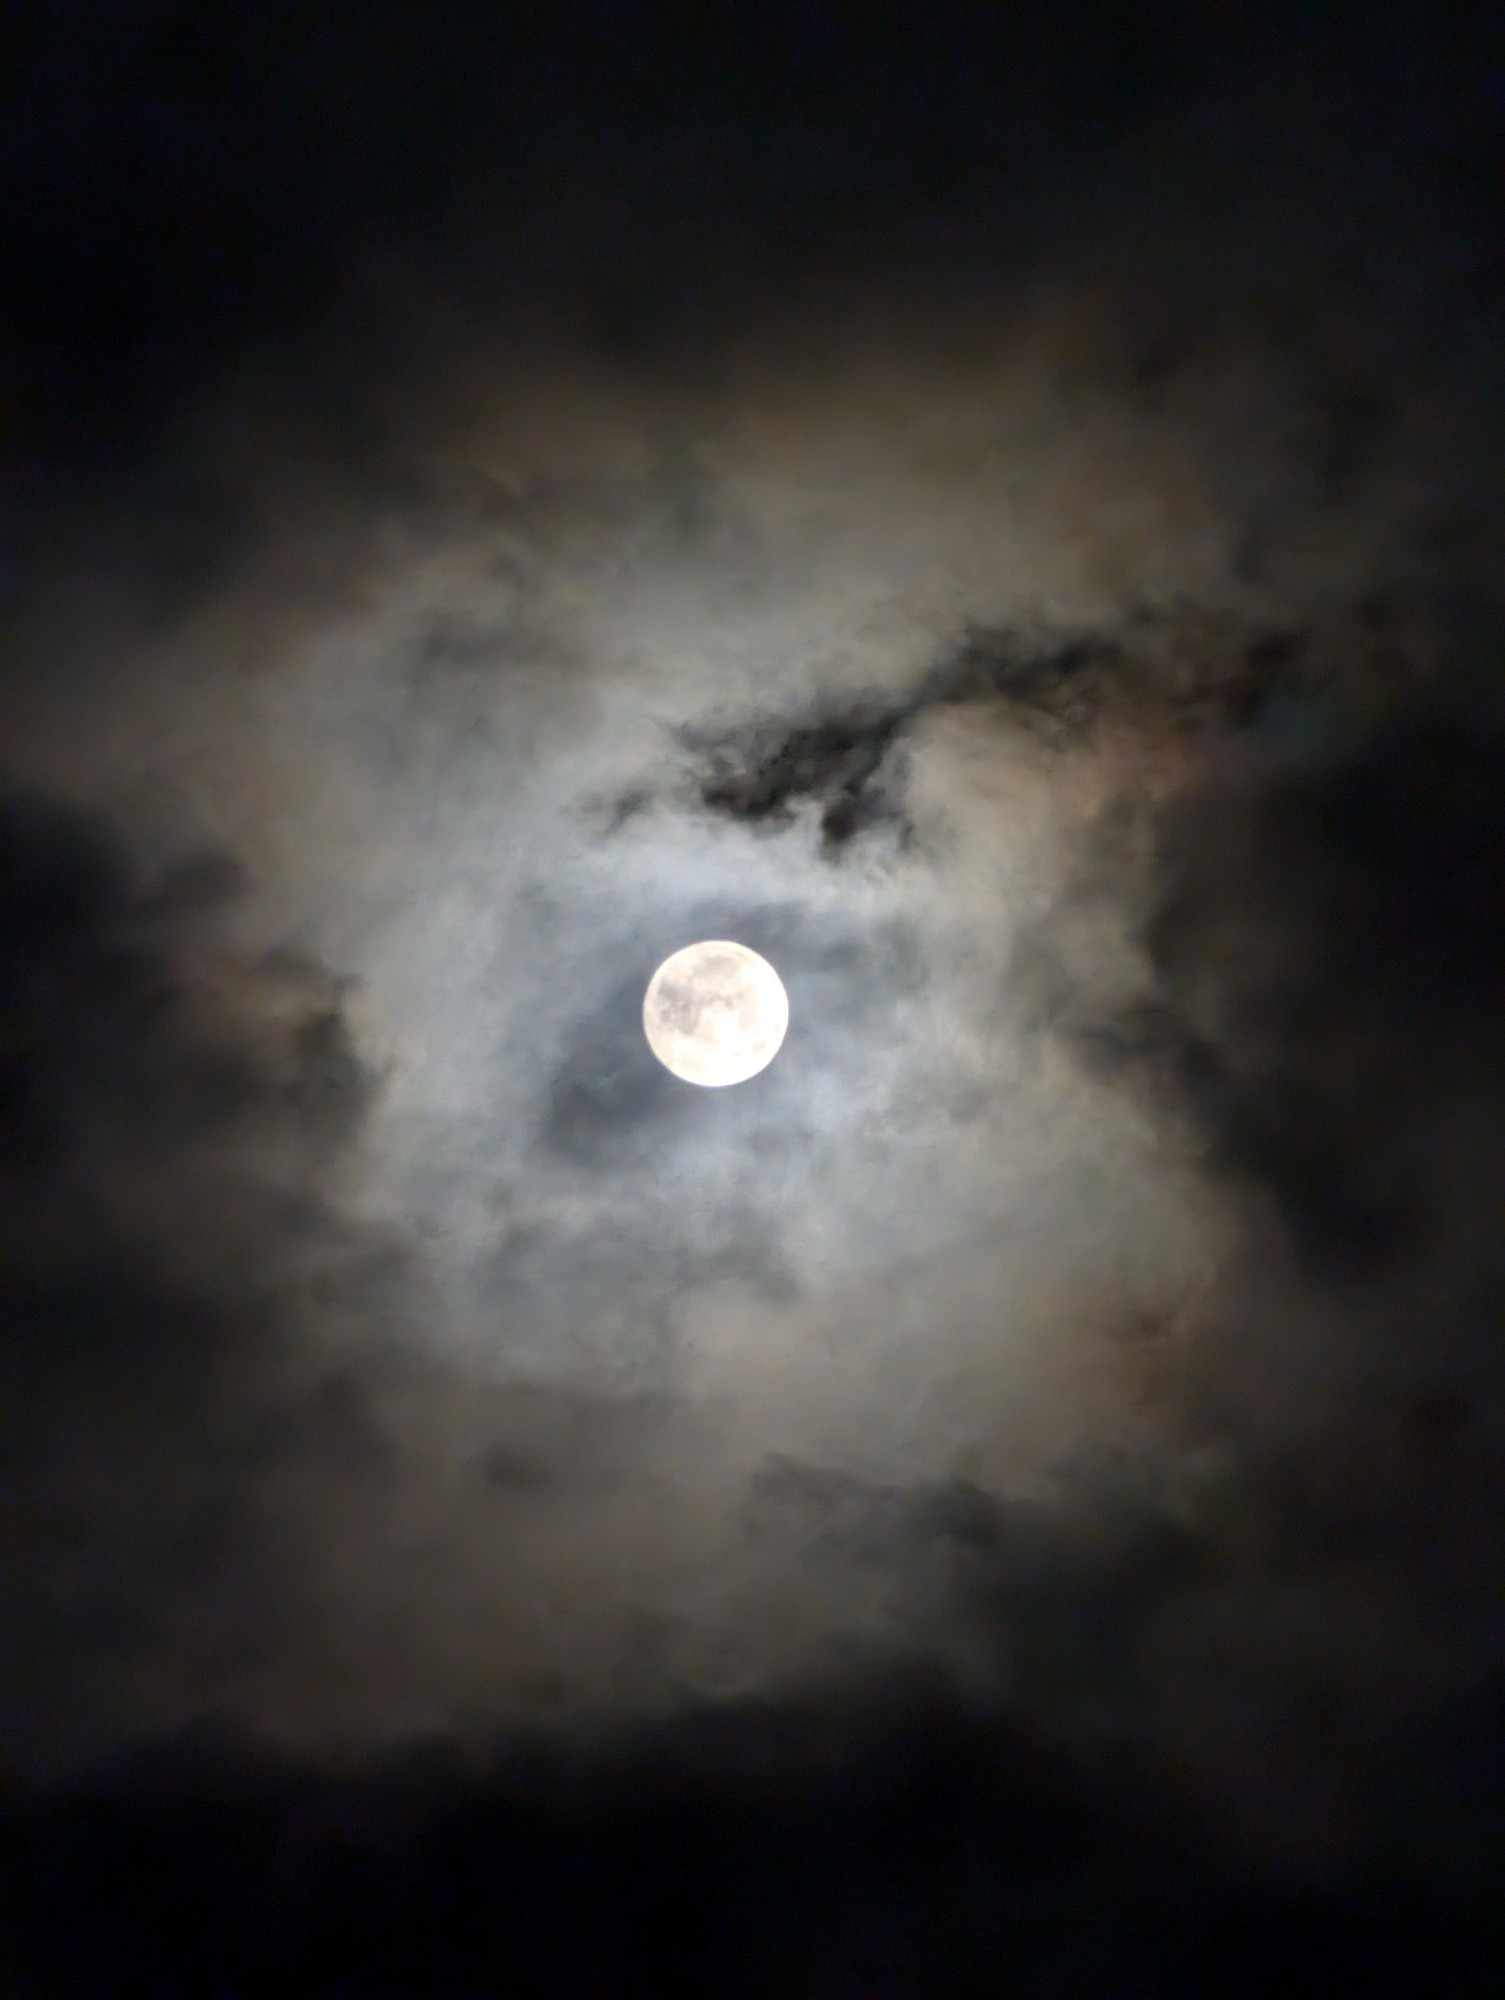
0 790 397 1764
4 20 1505 1983
1145 704 1505 1276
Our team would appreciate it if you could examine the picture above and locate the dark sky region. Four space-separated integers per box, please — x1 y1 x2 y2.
4 3 1505 1992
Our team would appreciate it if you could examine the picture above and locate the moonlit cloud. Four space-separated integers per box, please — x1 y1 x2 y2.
4 42 1504 1953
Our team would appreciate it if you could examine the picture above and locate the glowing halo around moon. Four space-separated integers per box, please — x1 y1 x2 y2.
642 940 790 1087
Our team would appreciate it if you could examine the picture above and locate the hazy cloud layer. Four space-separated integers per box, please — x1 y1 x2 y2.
3 33 1504 1950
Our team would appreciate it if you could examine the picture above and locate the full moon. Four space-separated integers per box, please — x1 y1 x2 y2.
642 940 790 1087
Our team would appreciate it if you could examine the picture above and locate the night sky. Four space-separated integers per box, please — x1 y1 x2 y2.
5 5 1505 1993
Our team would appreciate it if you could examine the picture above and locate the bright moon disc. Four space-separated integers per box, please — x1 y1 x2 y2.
643 941 789 1087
